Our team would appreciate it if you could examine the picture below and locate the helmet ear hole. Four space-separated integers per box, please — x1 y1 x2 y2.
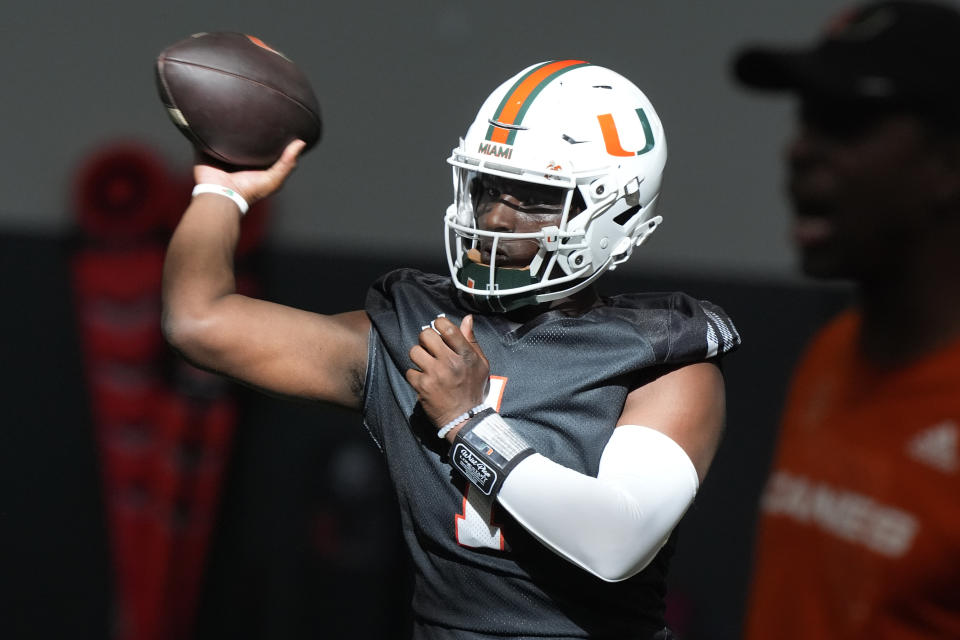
613 204 641 226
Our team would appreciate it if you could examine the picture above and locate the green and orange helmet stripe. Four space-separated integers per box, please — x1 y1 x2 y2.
485 60 591 145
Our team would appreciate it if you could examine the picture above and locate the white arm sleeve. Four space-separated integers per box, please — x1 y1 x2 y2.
497 425 699 582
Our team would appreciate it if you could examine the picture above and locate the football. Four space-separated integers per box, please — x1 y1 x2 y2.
155 32 322 168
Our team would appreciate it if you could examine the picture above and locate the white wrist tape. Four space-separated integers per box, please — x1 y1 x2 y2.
497 425 699 582
450 408 534 496
192 183 249 215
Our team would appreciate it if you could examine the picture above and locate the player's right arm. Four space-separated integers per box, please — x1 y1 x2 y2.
161 141 370 409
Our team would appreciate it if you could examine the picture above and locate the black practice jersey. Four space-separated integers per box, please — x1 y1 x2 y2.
362 269 739 639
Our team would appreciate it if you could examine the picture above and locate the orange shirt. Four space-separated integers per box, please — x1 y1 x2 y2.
745 309 960 640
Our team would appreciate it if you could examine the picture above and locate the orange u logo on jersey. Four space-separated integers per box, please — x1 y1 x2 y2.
598 108 656 157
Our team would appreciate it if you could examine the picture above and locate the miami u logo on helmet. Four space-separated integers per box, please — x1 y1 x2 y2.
597 108 656 157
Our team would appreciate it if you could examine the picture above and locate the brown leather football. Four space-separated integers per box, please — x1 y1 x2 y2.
156 32 321 168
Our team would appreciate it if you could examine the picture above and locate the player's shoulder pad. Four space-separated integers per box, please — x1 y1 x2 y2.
605 291 741 363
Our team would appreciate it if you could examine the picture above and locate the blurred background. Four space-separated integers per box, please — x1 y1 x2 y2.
2 1 858 638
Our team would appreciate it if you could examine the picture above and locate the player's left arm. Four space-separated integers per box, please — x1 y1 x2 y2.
616 360 726 484
407 314 726 582
495 362 724 582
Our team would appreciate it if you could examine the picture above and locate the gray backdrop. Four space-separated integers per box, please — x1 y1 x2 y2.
3 0 863 278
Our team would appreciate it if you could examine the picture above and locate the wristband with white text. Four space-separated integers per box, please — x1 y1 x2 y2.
450 408 535 497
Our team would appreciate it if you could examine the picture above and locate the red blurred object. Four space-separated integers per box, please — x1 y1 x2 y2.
72 247 165 300
70 140 270 639
72 248 166 361
73 143 176 242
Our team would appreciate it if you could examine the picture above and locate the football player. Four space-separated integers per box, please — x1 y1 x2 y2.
163 60 739 639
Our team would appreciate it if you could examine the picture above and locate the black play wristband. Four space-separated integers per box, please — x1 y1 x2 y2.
450 408 535 496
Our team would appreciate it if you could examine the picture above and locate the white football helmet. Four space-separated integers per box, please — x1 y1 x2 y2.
445 60 667 311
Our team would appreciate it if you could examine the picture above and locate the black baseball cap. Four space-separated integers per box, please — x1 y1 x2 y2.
733 1 960 111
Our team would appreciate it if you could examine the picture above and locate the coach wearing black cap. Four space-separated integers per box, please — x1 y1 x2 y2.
733 2 960 638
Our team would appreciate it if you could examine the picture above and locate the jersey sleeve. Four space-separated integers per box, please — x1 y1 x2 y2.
681 296 741 361
609 290 741 367
361 268 463 449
